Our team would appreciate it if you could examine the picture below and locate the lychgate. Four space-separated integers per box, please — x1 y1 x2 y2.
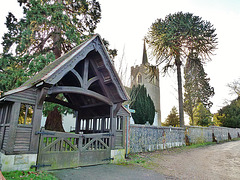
0 34 130 171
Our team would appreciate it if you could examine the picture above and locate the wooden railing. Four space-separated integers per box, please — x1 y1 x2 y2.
81 133 111 151
38 130 111 153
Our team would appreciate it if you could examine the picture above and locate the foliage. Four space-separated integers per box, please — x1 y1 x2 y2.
2 170 57 180
0 0 102 93
102 38 118 61
212 113 223 126
193 103 212 126
227 78 240 97
146 11 217 127
130 85 155 125
164 106 180 127
184 52 214 125
215 97 240 128
0 0 118 123
146 12 218 67
42 93 74 117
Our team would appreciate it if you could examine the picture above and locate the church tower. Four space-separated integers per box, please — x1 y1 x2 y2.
131 41 161 126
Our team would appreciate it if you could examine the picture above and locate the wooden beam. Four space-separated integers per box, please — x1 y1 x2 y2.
83 58 89 88
89 59 110 97
45 97 78 110
71 69 83 87
113 103 122 117
79 102 105 109
48 86 113 105
86 76 99 89
36 87 49 109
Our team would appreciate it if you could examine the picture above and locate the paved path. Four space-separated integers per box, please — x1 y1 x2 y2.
52 164 168 180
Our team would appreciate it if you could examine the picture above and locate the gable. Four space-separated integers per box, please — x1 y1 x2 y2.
5 35 128 104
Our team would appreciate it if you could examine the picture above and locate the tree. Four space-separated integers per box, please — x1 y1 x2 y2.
45 107 65 132
164 106 180 127
215 97 240 128
146 12 217 127
130 85 155 125
193 103 212 127
227 78 240 97
0 0 114 131
184 51 214 125
1 0 102 92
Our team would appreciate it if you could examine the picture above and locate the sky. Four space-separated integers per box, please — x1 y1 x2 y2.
0 0 240 124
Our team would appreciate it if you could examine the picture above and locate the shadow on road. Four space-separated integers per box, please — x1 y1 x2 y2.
51 164 171 180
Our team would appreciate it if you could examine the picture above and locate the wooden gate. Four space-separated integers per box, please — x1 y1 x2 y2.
36 130 111 170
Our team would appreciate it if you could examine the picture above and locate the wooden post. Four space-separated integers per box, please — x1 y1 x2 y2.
30 88 48 152
101 117 105 133
93 118 97 133
5 102 21 153
86 118 89 132
75 111 80 134
0 105 9 150
30 106 43 152
110 106 116 149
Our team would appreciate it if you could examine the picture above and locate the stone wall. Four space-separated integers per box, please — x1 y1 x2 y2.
0 152 37 172
186 126 240 144
130 124 185 153
130 125 240 153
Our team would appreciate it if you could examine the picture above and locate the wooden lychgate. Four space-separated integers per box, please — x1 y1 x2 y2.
0 34 130 171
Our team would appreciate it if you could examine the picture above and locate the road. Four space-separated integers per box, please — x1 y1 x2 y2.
52 164 167 180
52 140 240 180
148 140 240 179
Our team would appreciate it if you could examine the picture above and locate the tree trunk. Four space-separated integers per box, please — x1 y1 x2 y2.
176 56 184 127
45 107 65 132
189 96 194 126
44 21 64 132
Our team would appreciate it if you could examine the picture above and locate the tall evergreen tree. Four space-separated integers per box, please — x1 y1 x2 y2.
1 0 102 92
146 12 217 127
130 85 155 125
0 0 116 131
164 106 180 127
184 51 214 125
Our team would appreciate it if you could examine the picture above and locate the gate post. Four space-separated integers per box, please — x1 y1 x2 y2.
110 106 116 149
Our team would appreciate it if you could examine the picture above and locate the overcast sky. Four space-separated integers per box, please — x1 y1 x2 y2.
1 0 240 124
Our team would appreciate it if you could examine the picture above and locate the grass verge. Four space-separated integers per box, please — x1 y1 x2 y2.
2 170 58 180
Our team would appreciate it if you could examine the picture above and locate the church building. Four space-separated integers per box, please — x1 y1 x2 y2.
131 42 161 126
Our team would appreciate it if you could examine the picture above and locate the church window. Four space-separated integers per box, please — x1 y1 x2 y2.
137 73 142 84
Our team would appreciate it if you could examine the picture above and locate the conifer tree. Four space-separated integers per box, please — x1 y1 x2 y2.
1 0 102 92
184 52 214 125
130 85 155 125
146 12 217 127
164 106 180 127
0 0 117 131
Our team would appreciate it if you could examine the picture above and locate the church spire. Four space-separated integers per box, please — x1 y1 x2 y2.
142 40 148 65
